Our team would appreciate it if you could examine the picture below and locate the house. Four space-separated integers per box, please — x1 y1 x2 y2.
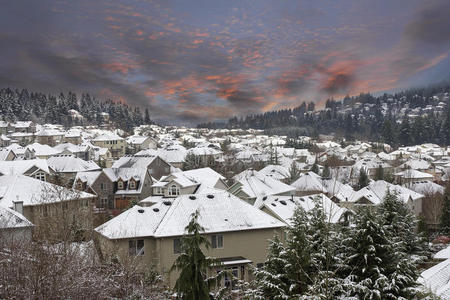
0 159 51 181
258 164 290 182
186 146 223 165
228 169 295 205
112 155 172 180
0 134 11 147
95 191 286 288
6 143 35 160
322 178 355 203
126 136 157 154
259 194 349 225
149 167 228 199
9 132 35 146
36 128 65 147
342 180 424 216
136 148 187 169
74 171 115 211
47 155 101 183
0 205 33 245
290 171 327 196
103 168 153 211
0 148 16 161
10 121 36 133
0 175 96 239
394 169 434 184
91 133 125 159
27 142 61 159
63 130 83 145
53 143 95 161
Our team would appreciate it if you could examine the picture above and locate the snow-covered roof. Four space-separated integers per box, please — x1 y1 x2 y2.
0 175 94 208
27 143 61 157
394 169 434 179
258 165 290 181
291 172 327 193
233 170 295 199
0 159 50 175
0 205 33 229
96 191 285 239
92 133 123 141
47 156 100 173
435 246 450 260
404 181 445 195
419 258 450 299
399 159 431 170
260 194 348 225
74 171 102 187
112 156 158 169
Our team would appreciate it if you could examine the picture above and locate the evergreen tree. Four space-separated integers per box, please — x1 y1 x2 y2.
322 164 331 179
288 161 300 184
311 163 319 174
375 165 384 181
170 210 223 300
357 168 369 189
250 237 290 299
440 184 450 236
183 153 202 171
144 108 151 124
342 208 394 299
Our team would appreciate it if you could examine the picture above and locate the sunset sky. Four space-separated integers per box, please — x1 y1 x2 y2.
1 0 449 125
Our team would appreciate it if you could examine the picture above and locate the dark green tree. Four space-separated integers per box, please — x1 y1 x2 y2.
374 165 384 181
170 210 223 300
357 168 369 189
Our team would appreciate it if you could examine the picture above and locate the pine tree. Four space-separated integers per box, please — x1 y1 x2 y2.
144 108 151 124
357 168 369 189
322 164 331 179
250 237 290 299
440 184 450 236
311 163 319 174
375 165 384 181
288 161 300 184
170 210 222 300
342 208 394 299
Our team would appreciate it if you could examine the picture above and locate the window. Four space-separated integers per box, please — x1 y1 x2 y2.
62 201 68 210
100 197 108 208
118 180 124 190
128 239 144 256
129 180 136 189
211 234 223 249
168 185 179 196
35 171 46 181
224 267 238 290
76 181 83 190
100 182 107 191
154 187 163 195
173 238 181 254
149 168 154 174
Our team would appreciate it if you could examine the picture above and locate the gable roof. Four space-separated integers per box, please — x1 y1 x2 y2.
232 170 295 199
419 258 450 299
0 159 50 175
47 156 100 173
0 206 33 229
291 172 327 193
260 194 348 225
96 191 285 239
0 175 94 208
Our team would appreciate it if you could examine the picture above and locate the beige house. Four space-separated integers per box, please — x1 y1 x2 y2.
0 205 33 245
91 133 126 159
126 136 157 154
0 174 96 240
95 191 285 289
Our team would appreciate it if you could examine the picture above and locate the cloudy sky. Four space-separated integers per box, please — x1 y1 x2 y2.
1 0 450 125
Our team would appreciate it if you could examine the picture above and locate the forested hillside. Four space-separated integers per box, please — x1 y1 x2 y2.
199 83 450 146
0 88 153 131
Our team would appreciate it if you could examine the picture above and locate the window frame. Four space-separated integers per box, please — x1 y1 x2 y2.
211 234 224 249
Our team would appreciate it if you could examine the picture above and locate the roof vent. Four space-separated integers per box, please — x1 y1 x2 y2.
280 200 287 205
137 208 144 213
189 195 196 200
262 196 267 201
224 218 228 221
207 194 214 199
163 201 172 206
271 203 276 207
153 208 160 212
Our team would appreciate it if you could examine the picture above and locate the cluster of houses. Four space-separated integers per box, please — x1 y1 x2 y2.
1 121 450 291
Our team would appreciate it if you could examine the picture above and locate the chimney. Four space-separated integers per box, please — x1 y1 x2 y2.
13 196 23 215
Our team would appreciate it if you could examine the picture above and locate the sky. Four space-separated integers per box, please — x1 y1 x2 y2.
1 0 450 125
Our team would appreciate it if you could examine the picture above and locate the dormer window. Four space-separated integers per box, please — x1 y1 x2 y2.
76 181 83 190
118 180 124 190
168 184 179 196
35 171 46 182
129 180 136 190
